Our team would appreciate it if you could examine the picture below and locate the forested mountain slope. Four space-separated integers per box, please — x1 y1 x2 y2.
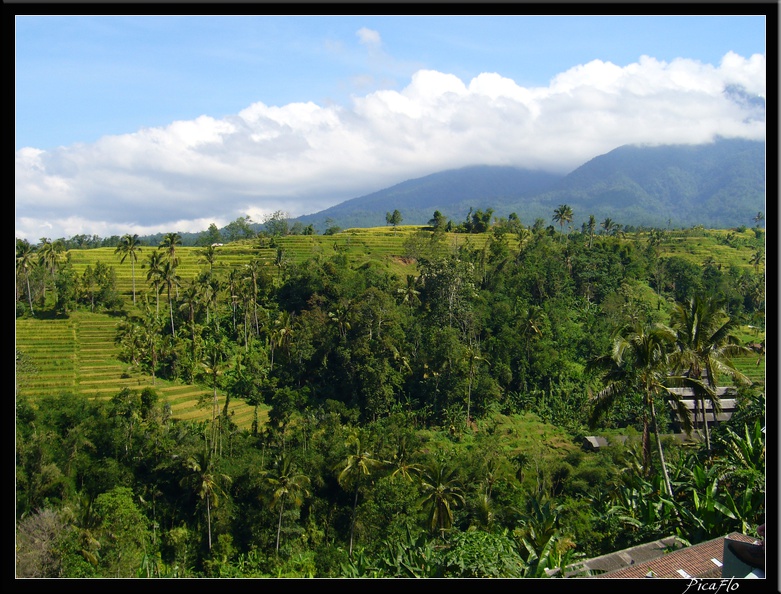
292 138 764 232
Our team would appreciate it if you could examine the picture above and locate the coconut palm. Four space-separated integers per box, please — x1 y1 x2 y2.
143 250 166 315
198 244 217 275
16 240 37 316
418 457 465 539
160 260 181 337
180 449 231 551
261 455 311 555
201 338 228 457
159 232 182 266
160 232 182 298
398 274 422 309
749 248 764 274
115 233 142 305
552 204 573 242
587 321 703 498
587 214 596 248
243 259 264 336
669 294 752 449
37 237 63 304
336 433 383 557
601 218 616 236
179 281 203 368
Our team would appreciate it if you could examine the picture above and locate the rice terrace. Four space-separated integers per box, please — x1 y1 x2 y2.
16 225 765 425
15 219 766 578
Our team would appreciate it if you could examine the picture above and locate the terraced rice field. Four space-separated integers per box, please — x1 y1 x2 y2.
15 310 258 430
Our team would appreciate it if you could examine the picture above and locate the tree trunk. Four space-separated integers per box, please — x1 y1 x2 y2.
349 483 359 558
650 398 674 498
276 499 285 555
206 494 212 551
700 395 711 450
26 274 35 316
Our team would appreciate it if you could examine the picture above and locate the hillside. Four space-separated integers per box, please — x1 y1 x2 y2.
295 166 562 231
16 225 765 430
290 138 765 233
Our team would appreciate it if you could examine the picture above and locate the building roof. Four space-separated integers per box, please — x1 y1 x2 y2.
584 532 760 579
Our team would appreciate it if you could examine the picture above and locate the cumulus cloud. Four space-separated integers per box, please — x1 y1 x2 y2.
15 53 766 242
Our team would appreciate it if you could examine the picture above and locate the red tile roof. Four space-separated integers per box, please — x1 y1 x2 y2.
590 532 760 579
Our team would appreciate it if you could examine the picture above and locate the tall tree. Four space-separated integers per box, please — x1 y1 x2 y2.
181 448 230 552
587 322 701 498
161 260 181 337
16 240 37 316
199 244 217 275
749 248 764 274
201 338 228 457
261 455 311 555
337 433 383 558
114 233 142 305
552 204 573 242
159 232 182 266
418 457 465 539
670 294 752 449
37 237 63 304
143 250 165 315
587 214 596 248
386 209 403 236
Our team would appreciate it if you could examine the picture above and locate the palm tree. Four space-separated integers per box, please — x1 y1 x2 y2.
143 250 165 315
552 204 573 242
670 294 752 449
160 232 182 298
386 433 423 483
749 248 764 274
140 303 163 383
269 310 294 371
16 240 37 316
418 457 465 539
261 455 311 555
181 449 231 552
336 433 383 558
601 218 615 236
753 211 764 228
179 282 202 365
202 339 228 457
115 233 142 305
160 260 181 337
587 214 596 248
199 244 217 275
37 237 62 304
244 259 264 336
397 275 421 309
587 322 702 498
159 232 182 266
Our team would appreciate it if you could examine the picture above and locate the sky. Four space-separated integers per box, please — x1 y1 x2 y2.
15 15 768 243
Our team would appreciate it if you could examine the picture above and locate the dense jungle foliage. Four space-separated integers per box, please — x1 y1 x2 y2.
15 215 766 578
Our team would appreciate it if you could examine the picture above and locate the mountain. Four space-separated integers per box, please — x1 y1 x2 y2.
292 138 765 231
294 166 562 230
529 138 766 229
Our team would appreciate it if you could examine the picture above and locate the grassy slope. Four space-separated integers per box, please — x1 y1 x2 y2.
16 226 765 428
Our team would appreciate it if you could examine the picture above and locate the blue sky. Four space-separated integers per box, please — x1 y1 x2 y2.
15 15 767 242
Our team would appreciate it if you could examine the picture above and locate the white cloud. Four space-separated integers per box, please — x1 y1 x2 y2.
15 53 765 242
356 27 382 48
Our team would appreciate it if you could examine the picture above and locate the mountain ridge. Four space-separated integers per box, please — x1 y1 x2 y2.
293 138 765 231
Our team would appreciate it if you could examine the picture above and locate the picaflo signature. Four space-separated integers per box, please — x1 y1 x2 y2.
682 578 739 594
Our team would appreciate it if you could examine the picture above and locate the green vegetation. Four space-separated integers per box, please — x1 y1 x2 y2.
16 216 765 577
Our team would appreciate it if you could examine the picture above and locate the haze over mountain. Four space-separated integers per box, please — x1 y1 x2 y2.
293 138 765 231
